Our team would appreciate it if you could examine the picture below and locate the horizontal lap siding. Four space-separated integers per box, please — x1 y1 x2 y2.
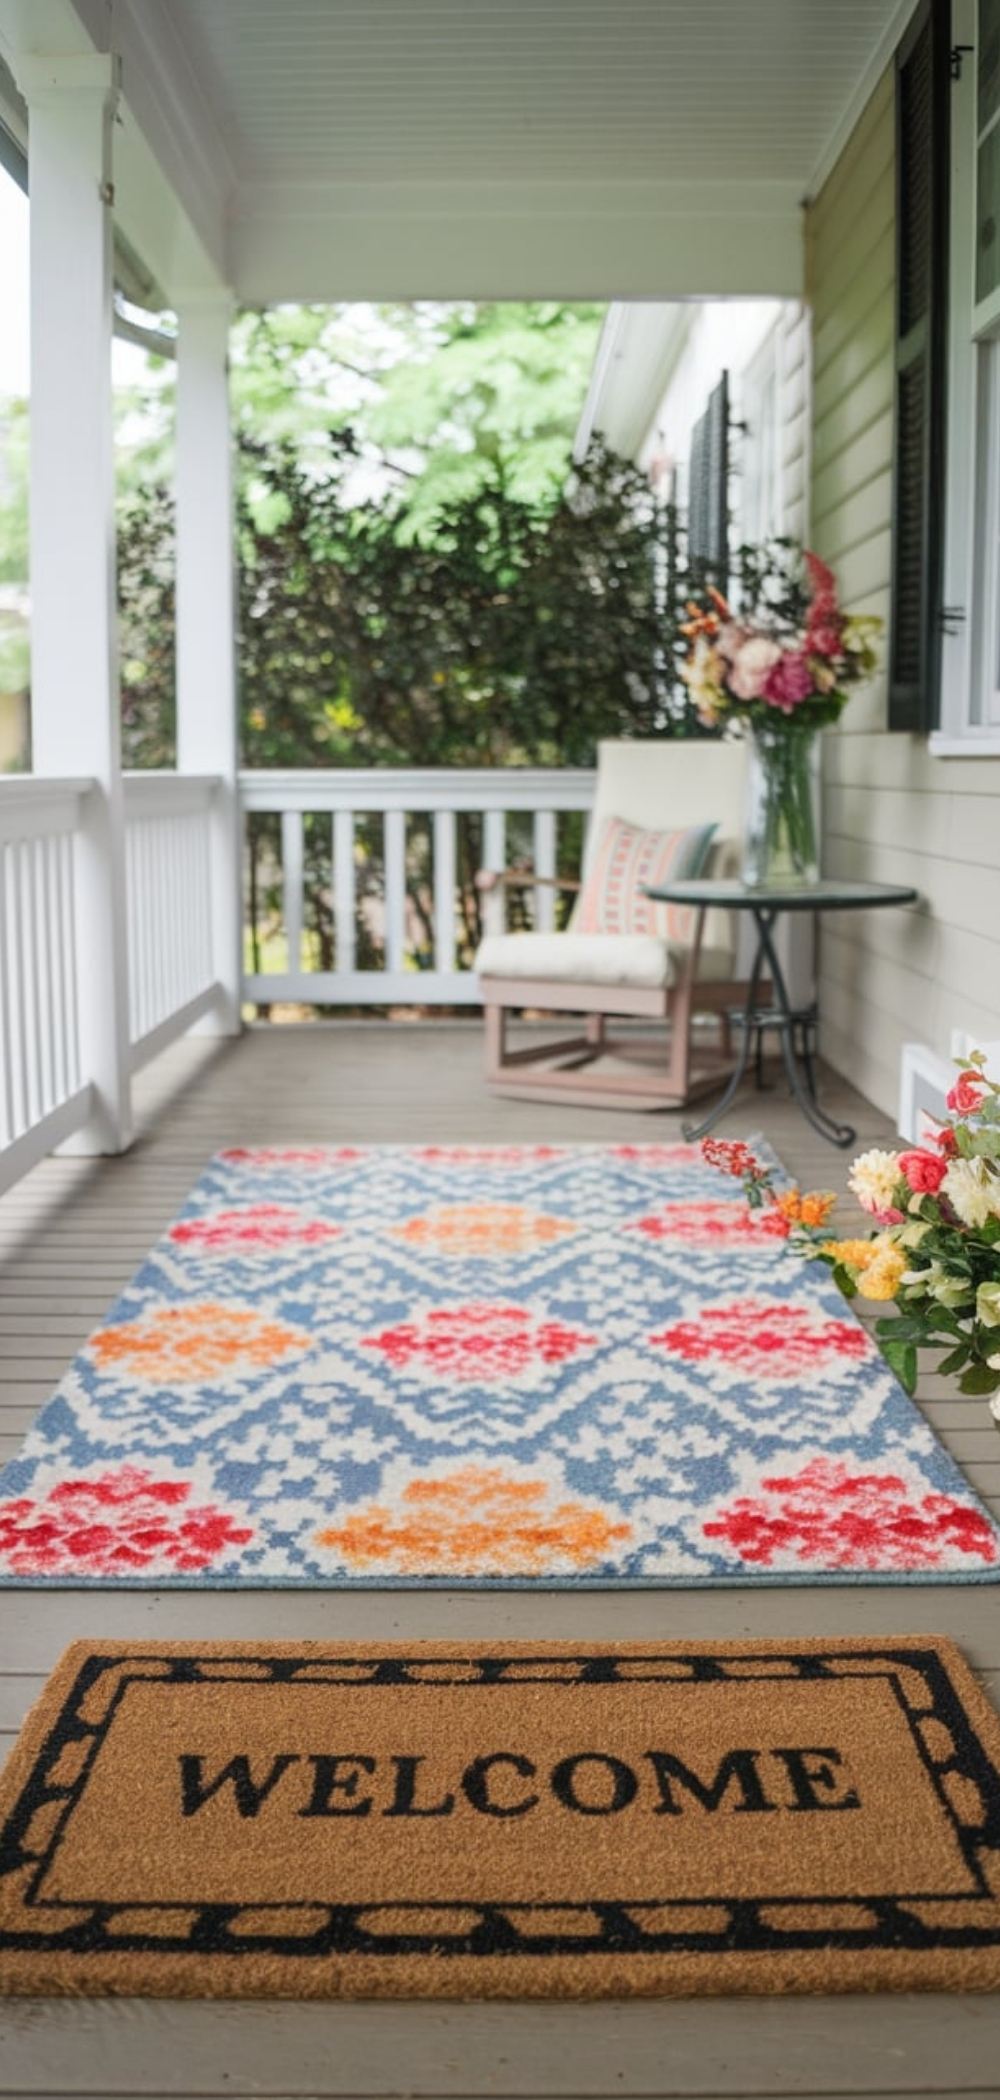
807 65 1000 1119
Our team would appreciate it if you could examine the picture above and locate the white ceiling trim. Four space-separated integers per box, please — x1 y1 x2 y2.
69 0 231 292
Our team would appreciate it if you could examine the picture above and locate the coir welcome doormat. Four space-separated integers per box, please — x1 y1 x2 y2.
2 1637 1000 1999
0 1143 998 1587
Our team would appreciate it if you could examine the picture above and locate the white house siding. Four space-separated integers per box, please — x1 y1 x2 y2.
806 66 1000 1123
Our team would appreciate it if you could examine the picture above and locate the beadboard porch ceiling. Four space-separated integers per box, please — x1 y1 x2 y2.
5 0 915 302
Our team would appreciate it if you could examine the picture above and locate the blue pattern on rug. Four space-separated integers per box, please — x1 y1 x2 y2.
1 1141 998 1586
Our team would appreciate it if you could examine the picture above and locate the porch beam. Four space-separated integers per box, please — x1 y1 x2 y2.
232 179 805 305
25 55 133 1153
175 295 242 1035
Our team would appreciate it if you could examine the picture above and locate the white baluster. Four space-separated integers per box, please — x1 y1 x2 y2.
533 810 556 934
282 809 304 978
433 808 457 974
384 808 406 976
334 809 356 974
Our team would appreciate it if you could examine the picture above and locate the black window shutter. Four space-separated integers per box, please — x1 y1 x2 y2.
687 371 729 589
889 0 950 730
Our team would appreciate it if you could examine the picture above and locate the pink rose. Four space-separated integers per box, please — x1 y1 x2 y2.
727 635 782 700
762 651 815 711
897 1149 948 1194
947 1073 985 1115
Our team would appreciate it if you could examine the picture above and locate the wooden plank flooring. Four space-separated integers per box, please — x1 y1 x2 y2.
1 1021 999 2100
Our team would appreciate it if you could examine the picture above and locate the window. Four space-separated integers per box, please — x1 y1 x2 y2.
935 0 1000 750
686 371 729 589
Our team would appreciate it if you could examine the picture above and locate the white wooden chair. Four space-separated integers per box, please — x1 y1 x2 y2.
474 737 753 1110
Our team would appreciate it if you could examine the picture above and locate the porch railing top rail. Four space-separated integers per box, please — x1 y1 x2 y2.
239 767 597 812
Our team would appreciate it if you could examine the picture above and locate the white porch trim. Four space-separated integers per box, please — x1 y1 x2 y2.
25 54 133 1153
175 296 242 1035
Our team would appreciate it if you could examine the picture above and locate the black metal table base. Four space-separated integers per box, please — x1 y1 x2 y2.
681 904 856 1148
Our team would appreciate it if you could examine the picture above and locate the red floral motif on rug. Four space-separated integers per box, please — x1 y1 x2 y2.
0 1466 253 1576
631 1202 791 1245
362 1304 599 1382
170 1205 342 1253
219 1147 365 1168
412 1145 566 1165
704 1457 999 1570
652 1299 871 1375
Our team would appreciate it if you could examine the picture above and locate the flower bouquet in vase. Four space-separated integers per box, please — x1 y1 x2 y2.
680 541 881 887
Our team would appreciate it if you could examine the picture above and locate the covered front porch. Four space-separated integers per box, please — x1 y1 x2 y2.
4 0 1000 2086
1 1021 999 2092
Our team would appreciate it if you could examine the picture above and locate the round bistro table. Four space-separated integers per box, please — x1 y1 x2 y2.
641 876 920 1147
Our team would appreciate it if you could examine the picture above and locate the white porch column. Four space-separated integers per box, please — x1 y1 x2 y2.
175 295 242 1033
24 56 133 1152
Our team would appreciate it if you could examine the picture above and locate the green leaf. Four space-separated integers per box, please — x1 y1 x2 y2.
935 1343 973 1377
831 1264 858 1299
880 1339 918 1393
958 1361 1000 1395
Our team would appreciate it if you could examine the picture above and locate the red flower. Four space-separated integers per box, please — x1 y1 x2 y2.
896 1149 948 1195
700 1138 765 1180
933 1124 960 1156
804 552 839 611
806 619 843 657
704 1457 998 1570
947 1073 985 1115
0 1467 253 1575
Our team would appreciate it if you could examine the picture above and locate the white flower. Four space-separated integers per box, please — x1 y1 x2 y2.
941 1155 1000 1230
848 1148 902 1215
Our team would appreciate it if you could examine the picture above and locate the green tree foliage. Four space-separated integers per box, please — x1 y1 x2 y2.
231 301 606 542
117 427 694 986
234 431 684 774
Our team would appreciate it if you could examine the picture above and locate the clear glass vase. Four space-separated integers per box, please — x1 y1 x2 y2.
742 719 820 888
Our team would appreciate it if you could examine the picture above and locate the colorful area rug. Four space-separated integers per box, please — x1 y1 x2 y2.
2 1636 1000 1998
0 1142 998 1587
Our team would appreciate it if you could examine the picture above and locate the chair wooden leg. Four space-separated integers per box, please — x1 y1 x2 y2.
585 1014 606 1049
664 975 694 1099
484 1000 506 1078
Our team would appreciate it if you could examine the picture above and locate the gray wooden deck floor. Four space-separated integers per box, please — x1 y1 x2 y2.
1 1021 999 2100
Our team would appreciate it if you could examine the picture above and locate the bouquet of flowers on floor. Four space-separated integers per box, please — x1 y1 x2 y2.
703 1051 1000 1435
679 539 881 733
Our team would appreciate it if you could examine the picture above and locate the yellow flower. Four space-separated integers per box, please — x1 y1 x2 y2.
858 1242 907 1302
821 1237 877 1269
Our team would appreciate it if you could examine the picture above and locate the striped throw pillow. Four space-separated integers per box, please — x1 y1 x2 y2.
573 818 717 940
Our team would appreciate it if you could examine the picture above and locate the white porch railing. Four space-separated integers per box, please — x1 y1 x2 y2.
240 768 596 1007
0 765 600 1197
0 771 224 1197
0 777 93 1187
123 773 220 1069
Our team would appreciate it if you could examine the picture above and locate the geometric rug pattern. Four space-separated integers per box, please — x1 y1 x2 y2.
0 1142 998 1587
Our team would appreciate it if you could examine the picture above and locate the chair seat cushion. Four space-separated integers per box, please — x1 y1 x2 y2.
474 932 735 990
